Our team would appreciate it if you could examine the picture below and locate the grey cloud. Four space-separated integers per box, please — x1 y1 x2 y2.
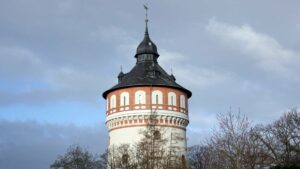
0 46 44 79
156 18 300 128
0 0 300 167
0 0 147 106
0 120 107 169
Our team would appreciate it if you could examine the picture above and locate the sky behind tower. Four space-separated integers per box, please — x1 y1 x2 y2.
0 0 300 168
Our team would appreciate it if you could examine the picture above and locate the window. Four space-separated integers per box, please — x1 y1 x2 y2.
135 90 146 104
120 92 129 106
151 90 163 104
110 95 116 109
137 54 154 62
180 95 186 108
153 130 161 140
168 92 177 106
121 154 129 165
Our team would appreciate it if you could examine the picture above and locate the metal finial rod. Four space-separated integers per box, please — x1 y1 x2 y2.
144 3 149 21
144 3 149 34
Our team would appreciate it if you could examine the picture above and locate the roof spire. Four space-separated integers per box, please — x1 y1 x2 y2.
118 65 125 83
144 3 149 35
135 2 159 58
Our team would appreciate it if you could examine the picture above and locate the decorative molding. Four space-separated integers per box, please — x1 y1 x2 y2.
106 113 189 131
106 109 189 122
108 124 186 132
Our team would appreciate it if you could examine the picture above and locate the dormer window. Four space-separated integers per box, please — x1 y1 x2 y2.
137 54 155 63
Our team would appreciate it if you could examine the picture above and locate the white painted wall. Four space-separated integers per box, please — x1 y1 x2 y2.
109 126 187 156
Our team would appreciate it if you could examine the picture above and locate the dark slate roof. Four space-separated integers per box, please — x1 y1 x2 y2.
102 61 192 98
135 28 159 57
102 22 192 99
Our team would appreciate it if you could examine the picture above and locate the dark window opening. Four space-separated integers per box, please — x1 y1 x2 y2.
121 154 129 165
153 130 161 140
138 95 141 104
123 96 126 105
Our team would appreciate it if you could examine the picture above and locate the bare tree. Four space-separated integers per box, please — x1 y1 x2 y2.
188 110 269 169
187 109 300 169
106 144 138 169
50 145 105 169
168 131 187 169
135 124 168 169
253 109 300 167
188 145 213 169
209 111 253 169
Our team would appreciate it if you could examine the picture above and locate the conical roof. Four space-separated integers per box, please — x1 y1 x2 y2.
102 61 192 98
102 18 192 99
135 27 159 57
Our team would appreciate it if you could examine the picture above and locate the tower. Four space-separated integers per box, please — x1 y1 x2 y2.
102 8 192 165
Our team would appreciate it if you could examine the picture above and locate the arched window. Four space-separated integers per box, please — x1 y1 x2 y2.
180 95 186 108
110 95 116 109
168 92 177 106
152 90 163 104
135 90 146 104
120 92 129 106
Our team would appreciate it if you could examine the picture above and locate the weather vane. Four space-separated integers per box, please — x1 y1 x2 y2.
144 2 149 23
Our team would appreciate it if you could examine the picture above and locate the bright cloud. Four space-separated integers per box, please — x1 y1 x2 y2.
206 18 300 81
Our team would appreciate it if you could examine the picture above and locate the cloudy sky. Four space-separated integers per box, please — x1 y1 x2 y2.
0 0 299 168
